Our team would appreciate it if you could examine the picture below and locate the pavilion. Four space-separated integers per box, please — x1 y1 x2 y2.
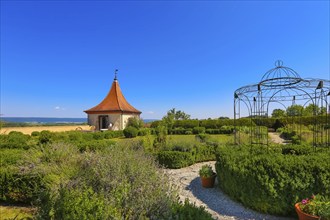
84 70 141 131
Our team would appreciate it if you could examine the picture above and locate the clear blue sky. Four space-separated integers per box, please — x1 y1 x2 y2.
1 1 329 119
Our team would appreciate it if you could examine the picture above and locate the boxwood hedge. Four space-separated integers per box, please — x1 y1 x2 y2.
215 145 330 216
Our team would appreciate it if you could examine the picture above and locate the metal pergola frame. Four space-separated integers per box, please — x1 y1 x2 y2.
234 61 330 147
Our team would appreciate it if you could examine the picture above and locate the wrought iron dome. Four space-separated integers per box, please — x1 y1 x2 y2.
260 60 302 87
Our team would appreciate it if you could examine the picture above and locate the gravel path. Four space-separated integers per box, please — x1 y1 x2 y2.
165 161 295 220
268 132 290 145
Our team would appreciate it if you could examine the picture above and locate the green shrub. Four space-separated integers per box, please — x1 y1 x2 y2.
37 145 177 219
192 127 206 134
170 127 189 135
92 131 104 140
219 126 234 134
0 169 46 203
76 139 116 152
195 134 210 143
103 130 124 139
0 149 26 167
138 128 150 136
0 132 31 149
123 126 138 138
39 130 53 145
157 151 194 169
31 131 40 136
170 199 213 220
194 144 216 162
38 186 119 220
215 145 330 216
205 129 221 134
281 144 313 155
126 117 144 129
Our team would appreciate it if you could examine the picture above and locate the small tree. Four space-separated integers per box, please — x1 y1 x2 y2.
162 108 191 133
286 105 304 117
153 125 167 149
271 109 286 118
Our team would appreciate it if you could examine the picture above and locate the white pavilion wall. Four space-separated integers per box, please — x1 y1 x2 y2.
87 113 140 131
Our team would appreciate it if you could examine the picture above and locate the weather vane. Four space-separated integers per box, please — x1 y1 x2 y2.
114 69 118 80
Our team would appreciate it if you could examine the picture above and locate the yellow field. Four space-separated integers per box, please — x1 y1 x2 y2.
0 125 92 135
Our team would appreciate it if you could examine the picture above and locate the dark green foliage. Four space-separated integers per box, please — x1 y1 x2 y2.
153 125 167 148
31 131 40 136
192 127 206 134
157 151 194 168
215 145 330 216
76 139 116 152
123 126 138 138
174 120 199 129
272 119 284 131
169 127 191 135
0 149 26 167
38 186 117 220
0 169 46 203
126 117 144 129
194 144 216 162
0 132 31 149
138 128 150 136
281 145 314 155
195 134 210 143
39 130 53 145
170 199 213 220
102 130 123 139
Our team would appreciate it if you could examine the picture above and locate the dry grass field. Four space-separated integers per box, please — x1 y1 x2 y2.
0 125 92 135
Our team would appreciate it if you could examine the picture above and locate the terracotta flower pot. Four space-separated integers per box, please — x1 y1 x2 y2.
200 173 216 188
295 203 320 220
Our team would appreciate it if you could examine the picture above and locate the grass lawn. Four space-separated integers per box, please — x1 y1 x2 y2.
0 204 35 220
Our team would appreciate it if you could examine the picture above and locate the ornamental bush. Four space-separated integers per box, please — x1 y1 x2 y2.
123 126 138 138
215 145 330 216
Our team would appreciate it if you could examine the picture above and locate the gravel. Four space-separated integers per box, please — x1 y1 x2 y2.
164 161 295 220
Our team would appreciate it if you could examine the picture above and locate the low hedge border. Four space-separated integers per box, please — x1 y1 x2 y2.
215 145 330 216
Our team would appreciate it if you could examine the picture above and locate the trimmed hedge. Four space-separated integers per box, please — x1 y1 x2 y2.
157 151 194 169
215 145 330 216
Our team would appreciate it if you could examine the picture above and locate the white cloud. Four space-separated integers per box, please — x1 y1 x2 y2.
147 111 154 114
54 106 65 111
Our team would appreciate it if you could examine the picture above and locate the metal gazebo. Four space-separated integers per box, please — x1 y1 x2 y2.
234 61 330 147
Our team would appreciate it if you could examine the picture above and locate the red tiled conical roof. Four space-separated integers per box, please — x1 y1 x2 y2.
84 78 141 114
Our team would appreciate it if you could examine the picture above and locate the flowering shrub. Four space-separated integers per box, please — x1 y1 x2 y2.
299 194 330 220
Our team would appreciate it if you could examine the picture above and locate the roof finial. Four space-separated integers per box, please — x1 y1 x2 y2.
114 69 118 80
275 60 283 68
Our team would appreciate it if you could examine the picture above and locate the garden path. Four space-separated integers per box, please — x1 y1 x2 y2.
165 161 295 220
268 132 289 144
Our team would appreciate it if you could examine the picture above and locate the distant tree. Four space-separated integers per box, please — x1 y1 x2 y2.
303 104 327 116
219 116 229 120
286 105 304 117
165 108 190 120
271 109 286 118
161 108 191 132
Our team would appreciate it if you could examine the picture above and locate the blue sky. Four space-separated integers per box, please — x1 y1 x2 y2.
1 0 329 119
